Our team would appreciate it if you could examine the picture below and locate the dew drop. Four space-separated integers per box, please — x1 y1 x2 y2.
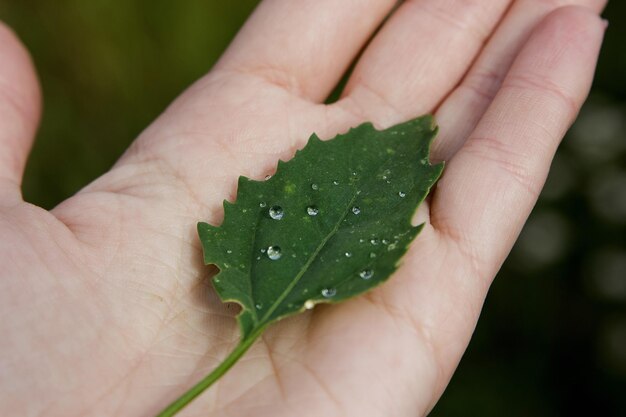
255 303 263 310
420 157 429 165
311 183 319 190
332 180 339 186
321 288 337 298
304 300 315 310
307 205 319 216
382 239 389 245
226 249 232 254
351 206 361 215
359 238 365 243
269 206 284 220
259 201 267 208
266 246 282 260
260 248 267 253
345 252 352 258
256 256 261 260
370 238 379 245
359 269 374 280
398 191 406 198
369 252 377 258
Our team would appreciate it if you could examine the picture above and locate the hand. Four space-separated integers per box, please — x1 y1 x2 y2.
0 1 607 416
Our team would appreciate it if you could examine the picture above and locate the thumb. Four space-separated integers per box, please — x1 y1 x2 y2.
0 22 41 202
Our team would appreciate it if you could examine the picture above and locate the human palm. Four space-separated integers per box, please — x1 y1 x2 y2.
0 1 607 416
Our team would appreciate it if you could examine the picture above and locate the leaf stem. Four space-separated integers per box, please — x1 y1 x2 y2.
155 324 267 417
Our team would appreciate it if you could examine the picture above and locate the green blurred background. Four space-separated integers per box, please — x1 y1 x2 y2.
1 1 624 415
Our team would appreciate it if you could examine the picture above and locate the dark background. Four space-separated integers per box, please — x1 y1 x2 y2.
1 2 624 415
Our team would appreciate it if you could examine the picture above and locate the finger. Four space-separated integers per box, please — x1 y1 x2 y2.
433 0 607 161
75 0 397 220
214 0 397 102
432 6 607 279
335 0 512 125
0 22 41 201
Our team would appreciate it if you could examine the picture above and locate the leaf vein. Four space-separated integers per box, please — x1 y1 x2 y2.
259 191 360 323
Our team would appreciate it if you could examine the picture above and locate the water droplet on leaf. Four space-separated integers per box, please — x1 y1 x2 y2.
359 269 374 280
398 191 406 198
304 300 315 310
259 202 267 208
345 252 352 258
269 206 284 220
352 206 361 215
311 183 319 190
307 205 319 216
267 246 282 260
321 288 336 298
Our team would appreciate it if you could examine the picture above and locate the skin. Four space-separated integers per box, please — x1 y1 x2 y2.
0 1 608 416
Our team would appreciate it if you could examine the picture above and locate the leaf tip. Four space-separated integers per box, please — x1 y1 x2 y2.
423 114 438 132
309 132 322 143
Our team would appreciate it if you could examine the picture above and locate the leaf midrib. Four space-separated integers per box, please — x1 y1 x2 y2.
257 191 360 325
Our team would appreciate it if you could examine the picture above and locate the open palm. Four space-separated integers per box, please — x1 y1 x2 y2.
0 1 607 416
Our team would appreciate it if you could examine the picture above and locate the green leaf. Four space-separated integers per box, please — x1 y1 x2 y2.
156 115 444 417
